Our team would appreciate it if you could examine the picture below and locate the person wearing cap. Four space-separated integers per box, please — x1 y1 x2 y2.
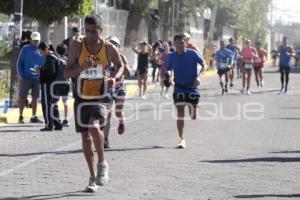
184 32 200 52
17 31 45 124
103 36 130 149
36 42 63 131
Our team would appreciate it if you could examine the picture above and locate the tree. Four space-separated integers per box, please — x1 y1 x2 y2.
0 0 93 43
236 0 271 41
0 13 10 21
121 0 155 46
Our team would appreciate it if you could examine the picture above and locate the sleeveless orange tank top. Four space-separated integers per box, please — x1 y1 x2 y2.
78 38 109 100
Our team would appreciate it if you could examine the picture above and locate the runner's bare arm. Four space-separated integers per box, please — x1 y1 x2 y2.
264 50 268 59
146 42 153 54
120 54 131 77
132 45 140 54
64 39 91 78
107 44 124 80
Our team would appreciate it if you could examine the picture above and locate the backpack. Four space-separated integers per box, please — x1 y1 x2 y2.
53 56 70 96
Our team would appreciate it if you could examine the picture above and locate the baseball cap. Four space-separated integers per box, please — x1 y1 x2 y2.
183 32 191 39
31 32 41 41
109 36 120 46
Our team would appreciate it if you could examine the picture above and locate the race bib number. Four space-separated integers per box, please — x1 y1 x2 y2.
219 63 229 69
244 63 253 69
80 64 104 80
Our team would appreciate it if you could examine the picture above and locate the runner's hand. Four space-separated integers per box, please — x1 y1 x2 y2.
194 77 201 86
32 67 40 75
81 56 94 70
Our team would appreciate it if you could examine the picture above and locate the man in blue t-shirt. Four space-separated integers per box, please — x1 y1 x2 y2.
278 36 295 93
215 40 233 95
167 34 205 149
17 32 45 124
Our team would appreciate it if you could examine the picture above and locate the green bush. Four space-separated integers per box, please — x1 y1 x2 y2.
0 41 12 62
0 70 10 99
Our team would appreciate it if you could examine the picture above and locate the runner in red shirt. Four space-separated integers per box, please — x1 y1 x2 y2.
253 41 267 88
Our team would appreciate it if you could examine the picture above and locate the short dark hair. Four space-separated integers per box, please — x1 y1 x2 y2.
72 27 79 33
84 14 103 30
56 44 66 56
174 34 187 42
25 31 32 40
38 42 49 51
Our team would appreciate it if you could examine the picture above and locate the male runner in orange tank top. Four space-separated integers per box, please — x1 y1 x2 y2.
65 14 124 193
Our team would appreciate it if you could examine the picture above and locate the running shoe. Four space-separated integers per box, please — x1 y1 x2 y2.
84 176 98 193
247 90 252 96
224 87 229 94
177 138 186 149
96 161 109 186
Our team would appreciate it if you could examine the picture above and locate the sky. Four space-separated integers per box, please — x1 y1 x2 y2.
272 0 300 24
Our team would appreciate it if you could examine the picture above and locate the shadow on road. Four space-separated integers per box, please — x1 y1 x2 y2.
270 117 300 120
271 150 300 154
279 107 300 109
0 146 168 157
0 124 43 128
3 190 93 200
105 145 166 152
0 149 82 157
201 157 300 163
0 129 41 133
234 194 300 198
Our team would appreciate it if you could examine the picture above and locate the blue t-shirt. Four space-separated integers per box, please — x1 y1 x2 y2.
279 45 293 66
17 44 45 80
168 48 203 94
226 44 239 63
214 49 233 64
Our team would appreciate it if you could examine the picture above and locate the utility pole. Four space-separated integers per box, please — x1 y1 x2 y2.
171 0 175 39
207 1 218 49
9 0 23 107
95 0 98 14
